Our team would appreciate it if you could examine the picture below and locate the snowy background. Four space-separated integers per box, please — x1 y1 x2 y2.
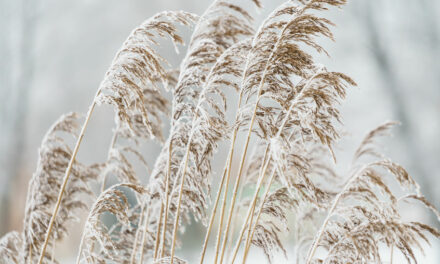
1 0 439 262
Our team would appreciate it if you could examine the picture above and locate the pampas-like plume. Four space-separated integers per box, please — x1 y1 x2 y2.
96 11 198 141
35 11 197 263
0 231 22 264
146 2 258 263
305 122 440 264
250 187 297 263
101 146 149 186
1 1 440 264
76 183 148 264
223 1 354 262
21 113 100 263
147 0 256 224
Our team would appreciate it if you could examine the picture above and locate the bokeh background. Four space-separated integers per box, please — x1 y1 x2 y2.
1 0 439 262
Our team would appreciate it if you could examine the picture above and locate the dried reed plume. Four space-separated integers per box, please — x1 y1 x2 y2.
1 0 438 264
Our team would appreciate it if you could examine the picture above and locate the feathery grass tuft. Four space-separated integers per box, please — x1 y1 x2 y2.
0 1 438 264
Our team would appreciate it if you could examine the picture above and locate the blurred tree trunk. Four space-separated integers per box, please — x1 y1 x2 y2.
0 0 38 236
0 0 16 237
420 0 439 52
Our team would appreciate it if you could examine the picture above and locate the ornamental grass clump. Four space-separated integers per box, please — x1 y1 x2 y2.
1 0 439 263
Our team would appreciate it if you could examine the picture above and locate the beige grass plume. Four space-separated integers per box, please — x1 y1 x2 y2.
1 1 439 264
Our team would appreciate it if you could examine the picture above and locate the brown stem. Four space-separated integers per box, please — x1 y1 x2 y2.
160 141 173 258
28 244 32 264
199 168 227 264
51 237 55 262
237 63 325 262
218 98 259 264
242 167 277 264
131 205 147 264
305 165 369 264
242 208 255 263
223 191 242 264
100 132 118 193
38 92 99 264
220 146 255 264
218 14 294 262
230 160 272 264
154 202 164 260
169 125 196 264
76 129 118 264
212 128 240 264
139 206 152 264
390 244 394 264
233 70 317 262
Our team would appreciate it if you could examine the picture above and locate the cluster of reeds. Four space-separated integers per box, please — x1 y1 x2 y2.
1 0 439 263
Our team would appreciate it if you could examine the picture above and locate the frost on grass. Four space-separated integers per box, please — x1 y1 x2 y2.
0 1 438 264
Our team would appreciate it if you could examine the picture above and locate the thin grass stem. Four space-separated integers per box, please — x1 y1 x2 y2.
154 202 164 260
160 141 173 258
38 91 100 264
139 206 152 264
213 128 240 264
131 205 147 264
199 168 227 264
